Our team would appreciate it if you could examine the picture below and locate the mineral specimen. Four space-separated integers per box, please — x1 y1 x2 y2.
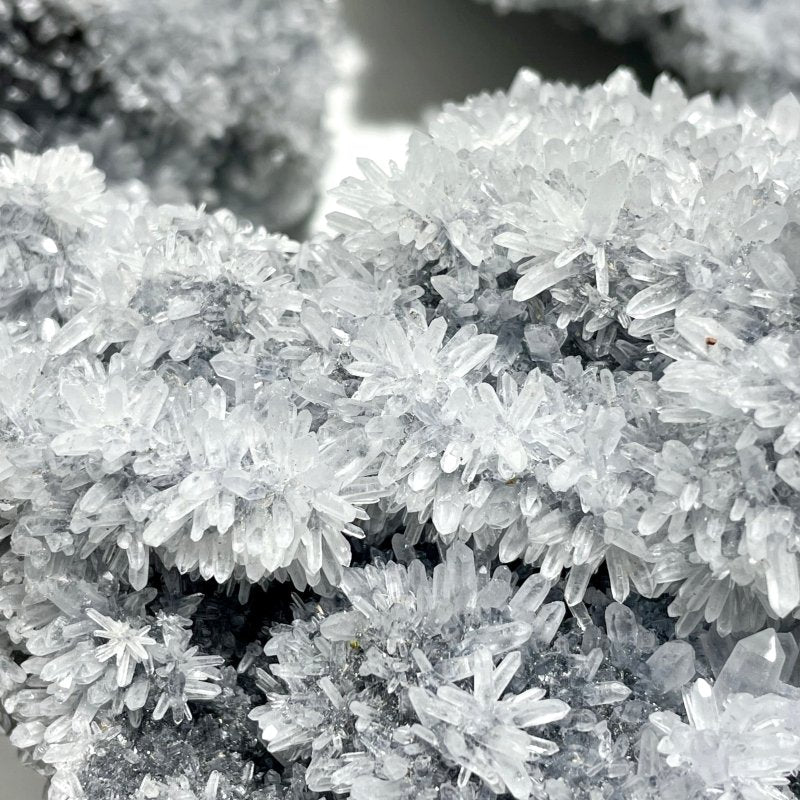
0 145 381 591
327 67 800 632
249 545 688 800
3 62 800 799
0 0 339 229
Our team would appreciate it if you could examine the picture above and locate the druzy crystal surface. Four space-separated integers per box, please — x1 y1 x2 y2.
0 0 338 229
2 64 800 800
327 67 800 635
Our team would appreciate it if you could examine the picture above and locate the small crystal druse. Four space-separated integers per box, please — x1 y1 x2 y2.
0 0 338 229
477 0 800 104
2 66 800 798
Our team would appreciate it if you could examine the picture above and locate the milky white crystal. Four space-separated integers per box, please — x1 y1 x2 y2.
650 629 800 799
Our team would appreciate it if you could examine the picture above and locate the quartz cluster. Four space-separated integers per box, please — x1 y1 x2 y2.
0 0 339 230
477 0 800 104
2 65 800 799
328 67 800 635
251 546 800 800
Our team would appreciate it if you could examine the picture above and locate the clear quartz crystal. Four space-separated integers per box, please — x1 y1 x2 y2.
650 630 800 799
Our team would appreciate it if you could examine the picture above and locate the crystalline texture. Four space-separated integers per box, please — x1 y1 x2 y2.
4 60 800 800
0 147 381 589
72 669 286 800
248 545 705 799
649 630 800 799
0 0 339 229
713 628 786 699
646 641 696 694
328 67 800 630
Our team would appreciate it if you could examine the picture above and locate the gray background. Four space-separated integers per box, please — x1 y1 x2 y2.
0 1 655 797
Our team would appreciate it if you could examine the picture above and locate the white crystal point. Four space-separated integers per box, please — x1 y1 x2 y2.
582 681 631 706
714 629 785 700
767 93 800 145
582 161 629 241
626 279 682 320
646 641 696 693
764 535 800 618
679 678 719 732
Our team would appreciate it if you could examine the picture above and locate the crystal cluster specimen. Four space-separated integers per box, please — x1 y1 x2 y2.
0 0 338 229
249 545 686 799
70 666 286 800
3 65 800 799
651 628 800 798
328 67 800 633
253 545 800 799
0 145 382 590
477 0 800 103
